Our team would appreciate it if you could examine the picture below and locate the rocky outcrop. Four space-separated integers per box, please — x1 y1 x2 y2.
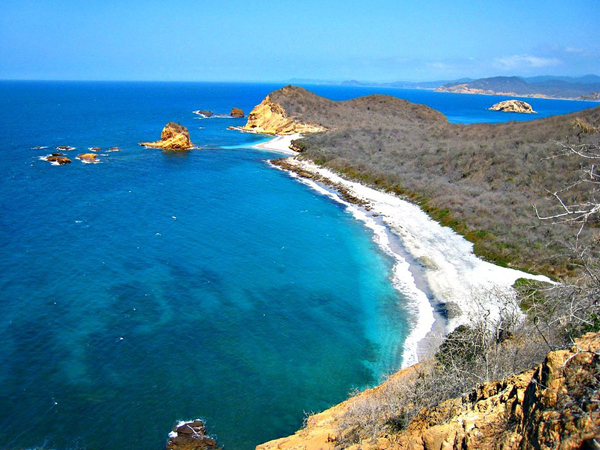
488 100 537 114
257 332 600 450
45 152 71 165
242 94 327 135
77 153 99 163
140 122 194 150
230 107 244 118
166 420 220 450
193 110 214 117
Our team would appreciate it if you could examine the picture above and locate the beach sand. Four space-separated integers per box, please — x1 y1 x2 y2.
259 135 552 367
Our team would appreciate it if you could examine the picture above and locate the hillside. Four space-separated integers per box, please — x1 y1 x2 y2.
267 85 600 276
436 75 600 99
257 332 600 450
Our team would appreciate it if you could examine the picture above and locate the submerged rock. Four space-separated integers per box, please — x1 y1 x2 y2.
230 107 244 118
166 419 220 450
140 122 194 150
488 100 536 113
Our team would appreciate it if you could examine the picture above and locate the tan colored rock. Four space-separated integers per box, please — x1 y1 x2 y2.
140 122 194 150
488 100 536 114
242 96 327 135
256 333 600 450
77 153 99 162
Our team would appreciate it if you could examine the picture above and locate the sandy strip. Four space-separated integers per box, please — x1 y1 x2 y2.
253 134 301 155
261 137 552 367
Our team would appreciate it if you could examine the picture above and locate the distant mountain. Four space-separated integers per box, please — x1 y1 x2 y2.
340 79 474 89
437 76 600 100
524 75 600 84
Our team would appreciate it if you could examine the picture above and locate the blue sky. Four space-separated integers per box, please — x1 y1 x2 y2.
1 0 599 82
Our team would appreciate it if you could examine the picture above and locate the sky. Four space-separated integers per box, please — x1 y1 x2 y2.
1 0 599 82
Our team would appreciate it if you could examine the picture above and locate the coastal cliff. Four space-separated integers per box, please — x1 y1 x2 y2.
242 86 327 134
257 332 600 449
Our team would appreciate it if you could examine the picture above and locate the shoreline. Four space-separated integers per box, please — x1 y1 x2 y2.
260 135 552 367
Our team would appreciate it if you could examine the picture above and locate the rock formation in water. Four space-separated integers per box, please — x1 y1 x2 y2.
46 152 71 165
194 110 214 117
77 153 99 163
230 107 244 118
166 420 220 450
257 332 600 450
140 122 194 150
488 100 536 114
242 86 328 135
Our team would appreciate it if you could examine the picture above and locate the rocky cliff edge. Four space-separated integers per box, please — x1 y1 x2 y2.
257 332 600 450
241 87 327 135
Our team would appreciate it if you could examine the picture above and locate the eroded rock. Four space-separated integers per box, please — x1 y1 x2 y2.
45 152 72 165
166 419 220 450
488 100 536 114
242 95 327 135
230 107 244 118
140 122 194 150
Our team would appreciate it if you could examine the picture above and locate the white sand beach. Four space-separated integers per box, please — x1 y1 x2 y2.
253 134 301 155
262 135 552 368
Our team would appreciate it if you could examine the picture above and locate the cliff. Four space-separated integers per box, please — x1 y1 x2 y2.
257 332 600 450
242 86 328 134
140 122 194 149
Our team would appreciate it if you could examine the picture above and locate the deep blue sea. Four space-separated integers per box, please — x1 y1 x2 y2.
0 80 594 450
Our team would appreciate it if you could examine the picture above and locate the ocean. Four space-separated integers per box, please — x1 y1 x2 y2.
0 80 594 450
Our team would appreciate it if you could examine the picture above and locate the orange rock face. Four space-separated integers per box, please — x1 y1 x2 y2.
140 122 194 150
242 96 327 135
257 333 600 450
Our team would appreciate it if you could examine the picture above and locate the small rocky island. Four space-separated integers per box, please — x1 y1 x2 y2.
166 419 220 450
140 122 194 150
488 100 536 113
230 107 244 118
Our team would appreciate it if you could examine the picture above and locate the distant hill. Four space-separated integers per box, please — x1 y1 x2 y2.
340 78 474 90
437 75 600 100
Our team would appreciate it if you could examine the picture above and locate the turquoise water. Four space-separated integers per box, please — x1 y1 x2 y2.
0 81 595 450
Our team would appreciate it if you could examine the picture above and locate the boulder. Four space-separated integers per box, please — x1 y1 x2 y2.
488 100 536 114
77 153 99 162
230 107 244 118
194 110 213 117
166 419 220 450
46 153 71 165
140 122 194 150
